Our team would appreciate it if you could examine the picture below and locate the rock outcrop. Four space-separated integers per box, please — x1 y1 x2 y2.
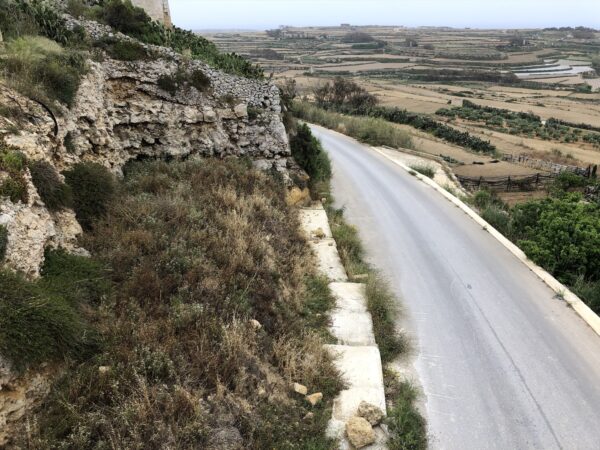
0 15 296 277
0 357 57 447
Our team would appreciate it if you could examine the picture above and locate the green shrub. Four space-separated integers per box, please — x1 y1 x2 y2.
513 194 600 286
157 67 212 95
0 225 8 261
481 205 510 234
0 269 97 371
386 380 428 450
40 249 111 306
248 106 263 121
0 146 28 203
0 177 28 203
294 102 414 150
0 0 40 40
573 278 600 314
0 0 82 45
63 162 116 230
551 171 588 192
290 123 332 184
0 36 87 107
29 160 73 211
96 37 150 61
0 147 27 172
64 132 76 153
189 69 211 91
409 164 435 178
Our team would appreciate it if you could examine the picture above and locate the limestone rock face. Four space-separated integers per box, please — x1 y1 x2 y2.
0 357 56 448
0 16 292 277
0 170 83 277
63 58 289 170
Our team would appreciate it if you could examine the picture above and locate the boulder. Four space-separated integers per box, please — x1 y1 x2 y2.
357 401 385 426
345 416 376 449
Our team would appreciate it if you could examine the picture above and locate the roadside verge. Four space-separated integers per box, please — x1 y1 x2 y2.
371 146 600 337
299 203 388 449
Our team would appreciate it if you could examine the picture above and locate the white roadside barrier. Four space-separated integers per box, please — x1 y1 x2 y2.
372 146 600 337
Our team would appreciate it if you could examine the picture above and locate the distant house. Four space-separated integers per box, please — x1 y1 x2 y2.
341 24 351 28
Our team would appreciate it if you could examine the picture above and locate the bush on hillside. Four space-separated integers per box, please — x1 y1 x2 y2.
0 225 7 261
40 249 111 306
63 162 116 230
0 36 87 107
0 269 97 370
314 77 378 110
95 37 151 61
290 123 332 184
157 66 211 96
29 160 73 211
93 0 263 78
512 194 600 285
0 145 28 204
341 32 375 43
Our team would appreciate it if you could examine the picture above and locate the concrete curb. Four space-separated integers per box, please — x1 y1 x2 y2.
372 146 600 337
299 204 388 449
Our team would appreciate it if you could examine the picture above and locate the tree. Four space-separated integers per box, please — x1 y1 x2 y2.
511 194 600 284
313 77 378 110
266 29 282 39
341 32 374 43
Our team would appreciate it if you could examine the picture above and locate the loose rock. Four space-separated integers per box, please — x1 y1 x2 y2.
345 416 376 449
293 383 308 396
357 401 385 426
305 392 323 406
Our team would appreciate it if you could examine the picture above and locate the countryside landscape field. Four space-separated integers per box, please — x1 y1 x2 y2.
205 25 600 203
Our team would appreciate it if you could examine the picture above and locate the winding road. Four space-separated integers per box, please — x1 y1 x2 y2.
310 124 600 449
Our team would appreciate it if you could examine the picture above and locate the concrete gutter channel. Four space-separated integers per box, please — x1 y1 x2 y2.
372 146 600 337
299 205 388 449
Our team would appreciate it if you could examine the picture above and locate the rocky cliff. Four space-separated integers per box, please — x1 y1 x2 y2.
0 16 295 278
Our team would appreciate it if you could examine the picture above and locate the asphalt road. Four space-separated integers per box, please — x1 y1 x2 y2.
310 124 600 449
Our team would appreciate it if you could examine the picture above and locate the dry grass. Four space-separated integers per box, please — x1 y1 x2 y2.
20 159 343 449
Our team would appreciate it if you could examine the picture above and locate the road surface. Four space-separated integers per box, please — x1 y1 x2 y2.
310 125 600 449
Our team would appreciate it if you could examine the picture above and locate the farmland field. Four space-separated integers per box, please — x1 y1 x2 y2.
201 25 600 201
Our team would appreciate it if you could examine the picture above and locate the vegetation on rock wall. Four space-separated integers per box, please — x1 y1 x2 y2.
290 123 332 186
63 163 116 231
29 160 73 211
0 144 29 204
0 36 88 107
0 225 7 261
86 0 264 78
0 253 102 371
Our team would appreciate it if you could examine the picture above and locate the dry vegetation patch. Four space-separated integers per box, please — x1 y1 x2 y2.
21 159 343 449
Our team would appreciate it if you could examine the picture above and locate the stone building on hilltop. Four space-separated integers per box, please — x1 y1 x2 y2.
131 0 172 27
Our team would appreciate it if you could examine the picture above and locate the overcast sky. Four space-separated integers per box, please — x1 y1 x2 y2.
170 0 600 31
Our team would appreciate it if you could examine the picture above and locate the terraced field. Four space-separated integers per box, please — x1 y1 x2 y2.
201 26 600 201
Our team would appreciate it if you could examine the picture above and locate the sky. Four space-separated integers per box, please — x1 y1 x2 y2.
170 0 600 31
